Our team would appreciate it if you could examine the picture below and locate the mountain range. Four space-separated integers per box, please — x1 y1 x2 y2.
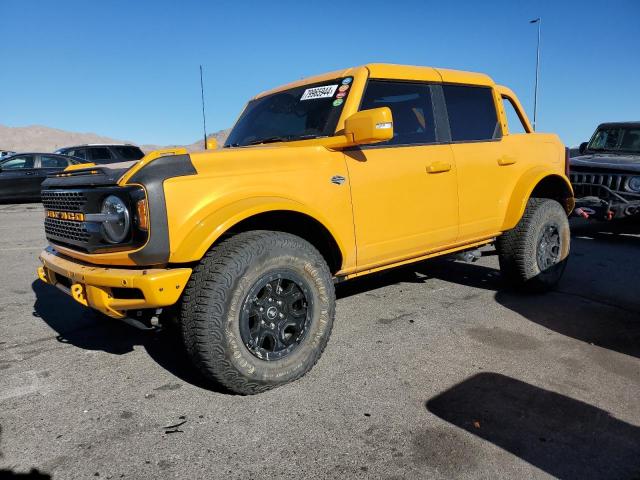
0 124 230 153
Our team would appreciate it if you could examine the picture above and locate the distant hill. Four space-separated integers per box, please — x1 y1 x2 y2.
178 128 231 152
0 124 230 153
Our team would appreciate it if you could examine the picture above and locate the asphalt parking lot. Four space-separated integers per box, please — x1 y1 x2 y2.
1 203 639 479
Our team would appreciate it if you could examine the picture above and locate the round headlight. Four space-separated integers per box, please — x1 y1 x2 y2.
627 176 640 193
101 195 130 243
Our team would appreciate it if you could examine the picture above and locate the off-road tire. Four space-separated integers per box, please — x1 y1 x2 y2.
180 231 335 394
496 198 570 292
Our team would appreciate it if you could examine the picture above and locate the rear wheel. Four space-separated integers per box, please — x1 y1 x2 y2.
497 198 570 292
180 231 335 394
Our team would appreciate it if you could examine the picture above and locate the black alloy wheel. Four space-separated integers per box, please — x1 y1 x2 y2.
239 271 313 361
536 224 561 271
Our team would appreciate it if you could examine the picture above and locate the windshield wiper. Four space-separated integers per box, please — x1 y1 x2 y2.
242 134 326 147
223 139 284 148
245 136 291 146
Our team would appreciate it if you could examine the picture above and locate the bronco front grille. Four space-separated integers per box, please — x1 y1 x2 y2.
41 190 88 212
42 186 146 253
44 217 91 243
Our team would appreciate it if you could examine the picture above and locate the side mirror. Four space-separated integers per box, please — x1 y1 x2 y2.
344 107 394 146
206 138 218 150
579 142 588 155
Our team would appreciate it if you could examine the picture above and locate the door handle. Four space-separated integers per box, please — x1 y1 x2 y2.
25 171 35 175
497 156 517 166
426 161 452 174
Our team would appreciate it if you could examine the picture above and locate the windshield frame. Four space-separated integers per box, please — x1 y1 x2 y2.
224 76 356 148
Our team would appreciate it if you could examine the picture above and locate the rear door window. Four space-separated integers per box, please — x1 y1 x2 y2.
443 85 501 142
88 147 113 161
360 80 436 146
40 155 70 168
112 146 145 160
68 149 87 160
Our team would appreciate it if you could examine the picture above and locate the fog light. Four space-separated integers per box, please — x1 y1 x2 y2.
101 195 130 243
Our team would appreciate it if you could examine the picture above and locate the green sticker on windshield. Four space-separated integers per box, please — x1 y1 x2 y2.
332 98 343 107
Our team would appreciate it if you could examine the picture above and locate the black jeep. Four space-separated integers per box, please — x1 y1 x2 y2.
570 122 640 221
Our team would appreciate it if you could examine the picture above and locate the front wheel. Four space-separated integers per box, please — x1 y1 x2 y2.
180 231 335 394
496 198 570 292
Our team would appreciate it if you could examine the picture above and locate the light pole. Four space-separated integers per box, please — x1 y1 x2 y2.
530 18 541 131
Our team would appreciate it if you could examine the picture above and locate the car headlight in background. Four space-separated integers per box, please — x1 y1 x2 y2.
626 176 640 193
101 195 130 243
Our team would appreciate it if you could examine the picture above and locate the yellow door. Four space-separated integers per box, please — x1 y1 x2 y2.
345 80 459 270
442 84 518 240
451 141 513 238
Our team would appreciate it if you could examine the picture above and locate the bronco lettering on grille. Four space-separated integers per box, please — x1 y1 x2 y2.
46 210 85 221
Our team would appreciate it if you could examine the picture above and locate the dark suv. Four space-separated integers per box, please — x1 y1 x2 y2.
570 122 640 220
55 144 145 164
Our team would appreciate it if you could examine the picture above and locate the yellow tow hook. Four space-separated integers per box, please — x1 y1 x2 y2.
37 266 49 284
71 283 88 306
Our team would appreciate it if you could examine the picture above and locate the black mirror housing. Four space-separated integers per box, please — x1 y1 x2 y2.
579 142 588 155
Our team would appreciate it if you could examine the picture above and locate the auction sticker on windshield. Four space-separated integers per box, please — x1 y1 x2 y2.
300 84 338 101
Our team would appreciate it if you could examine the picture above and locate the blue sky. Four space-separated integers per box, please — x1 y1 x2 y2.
1 0 638 147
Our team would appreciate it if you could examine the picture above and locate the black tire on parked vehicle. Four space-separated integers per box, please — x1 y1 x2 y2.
180 230 335 395
496 198 570 292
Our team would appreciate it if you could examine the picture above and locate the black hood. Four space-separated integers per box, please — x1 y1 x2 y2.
41 161 136 188
570 153 640 173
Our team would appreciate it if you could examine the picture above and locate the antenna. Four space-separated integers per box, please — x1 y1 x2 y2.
200 65 208 148
529 18 541 131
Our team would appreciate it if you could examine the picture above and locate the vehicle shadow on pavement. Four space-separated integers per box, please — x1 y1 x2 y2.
426 372 640 480
416 240 640 361
571 217 640 236
337 228 640 361
0 469 51 479
31 280 225 393
0 426 52 478
336 266 431 299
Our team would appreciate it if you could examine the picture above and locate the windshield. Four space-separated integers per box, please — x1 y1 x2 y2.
224 77 353 147
587 126 640 154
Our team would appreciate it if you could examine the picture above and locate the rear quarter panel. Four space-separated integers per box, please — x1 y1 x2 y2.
499 132 571 231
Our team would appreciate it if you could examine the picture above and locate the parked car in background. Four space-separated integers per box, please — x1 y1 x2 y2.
55 144 145 164
0 153 87 202
570 122 640 220
0 150 16 159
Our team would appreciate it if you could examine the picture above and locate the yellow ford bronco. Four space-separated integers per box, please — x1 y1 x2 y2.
37 64 574 394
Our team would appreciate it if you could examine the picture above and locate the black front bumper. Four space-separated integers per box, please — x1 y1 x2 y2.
573 193 640 220
570 170 640 221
